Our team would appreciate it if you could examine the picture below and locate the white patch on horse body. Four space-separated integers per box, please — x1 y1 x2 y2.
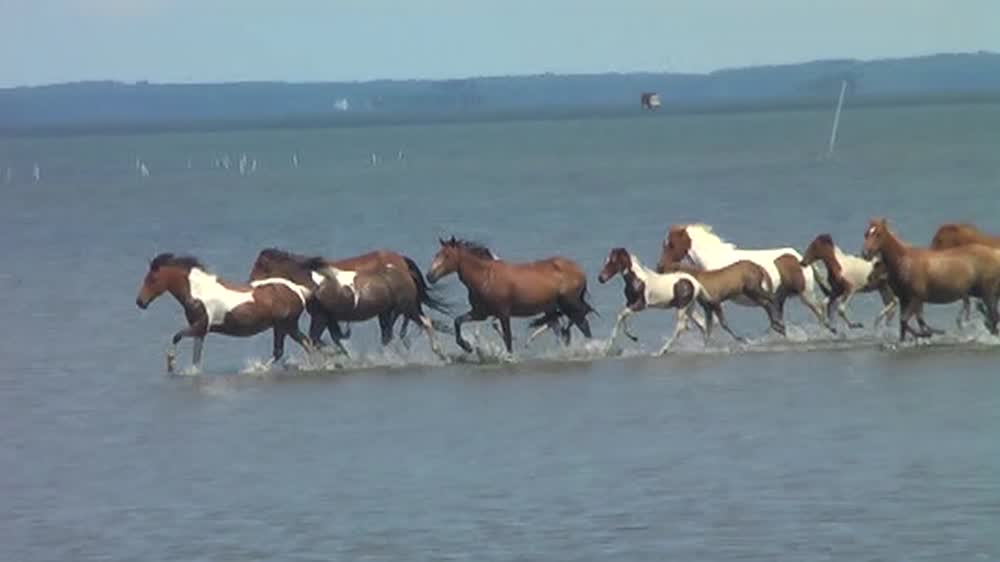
627 253 706 307
315 266 360 309
311 271 326 286
187 268 254 327
833 245 874 289
250 277 311 306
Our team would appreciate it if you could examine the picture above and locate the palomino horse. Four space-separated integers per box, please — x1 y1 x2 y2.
665 224 834 332
249 248 449 350
426 237 594 354
862 218 1000 341
136 253 313 373
800 234 896 329
930 223 1000 327
657 249 785 338
248 249 445 358
599 247 714 353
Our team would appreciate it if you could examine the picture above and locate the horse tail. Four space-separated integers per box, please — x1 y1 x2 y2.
580 286 599 318
403 256 451 315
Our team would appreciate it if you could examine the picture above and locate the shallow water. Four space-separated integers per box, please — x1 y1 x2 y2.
2 104 1000 561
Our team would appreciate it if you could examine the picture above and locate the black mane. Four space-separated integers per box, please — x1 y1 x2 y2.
257 247 314 264
149 253 204 271
443 237 497 260
815 234 835 246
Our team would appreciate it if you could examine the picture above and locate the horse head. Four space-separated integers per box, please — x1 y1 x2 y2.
249 248 318 287
137 253 201 309
862 218 890 260
801 234 836 267
598 247 632 283
427 236 496 283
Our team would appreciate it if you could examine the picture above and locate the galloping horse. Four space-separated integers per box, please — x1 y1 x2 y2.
249 248 449 349
800 234 896 329
665 224 834 332
657 247 785 338
599 247 713 353
862 218 1000 340
248 249 445 358
930 223 1000 327
136 253 313 373
426 237 594 354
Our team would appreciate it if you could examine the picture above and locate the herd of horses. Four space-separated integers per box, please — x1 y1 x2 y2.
135 220 1000 373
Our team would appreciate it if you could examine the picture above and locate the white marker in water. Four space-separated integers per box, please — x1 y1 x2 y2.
32 163 40 183
828 79 847 157
187 158 193 170
250 159 257 174
238 153 248 175
397 149 404 161
3 167 11 184
291 153 299 168
370 153 378 166
140 162 150 177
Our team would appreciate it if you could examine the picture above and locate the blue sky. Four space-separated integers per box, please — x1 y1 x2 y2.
2 0 998 87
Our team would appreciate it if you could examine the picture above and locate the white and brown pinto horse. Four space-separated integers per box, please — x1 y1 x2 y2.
598 247 713 354
862 218 1000 341
665 224 835 332
800 234 897 329
426 237 594 355
136 253 313 373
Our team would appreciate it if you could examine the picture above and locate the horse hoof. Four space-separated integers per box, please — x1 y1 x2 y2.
849 322 864 330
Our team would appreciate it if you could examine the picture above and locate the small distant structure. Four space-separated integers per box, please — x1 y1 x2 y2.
640 92 662 110
334 98 350 112
291 153 300 168
32 163 41 183
139 162 150 177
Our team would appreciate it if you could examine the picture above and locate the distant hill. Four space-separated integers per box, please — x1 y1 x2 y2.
2 52 999 135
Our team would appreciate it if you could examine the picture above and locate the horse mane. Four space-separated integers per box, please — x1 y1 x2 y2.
257 247 313 264
444 237 498 260
681 223 737 252
150 253 204 271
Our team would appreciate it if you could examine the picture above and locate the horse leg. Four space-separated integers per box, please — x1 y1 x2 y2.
378 313 395 346
773 286 789 335
493 314 514 354
322 317 351 357
269 327 287 368
956 297 971 329
287 324 313 354
454 310 487 354
168 321 207 374
873 290 897 327
657 305 691 355
713 304 747 344
607 307 636 351
308 314 328 346
799 292 836 334
701 302 715 344
915 314 944 335
413 313 447 359
837 290 864 330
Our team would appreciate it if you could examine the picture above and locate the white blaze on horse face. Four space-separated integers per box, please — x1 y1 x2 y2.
250 278 310 306
187 269 254 327
311 271 326 286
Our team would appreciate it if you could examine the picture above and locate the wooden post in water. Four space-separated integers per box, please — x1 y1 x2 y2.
827 80 847 157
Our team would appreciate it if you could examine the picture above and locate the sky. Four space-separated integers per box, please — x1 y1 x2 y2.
1 0 998 88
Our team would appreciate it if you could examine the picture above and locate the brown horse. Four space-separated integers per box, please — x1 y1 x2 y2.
656 247 785 339
862 218 1000 340
249 248 449 350
248 249 446 358
427 237 594 354
930 223 1000 327
136 253 313 373
800 234 896 329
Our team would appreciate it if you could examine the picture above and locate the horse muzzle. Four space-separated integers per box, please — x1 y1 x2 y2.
136 297 149 309
597 272 610 284
426 271 440 284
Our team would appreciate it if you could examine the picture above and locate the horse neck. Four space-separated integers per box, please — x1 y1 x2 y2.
456 250 492 287
164 268 195 308
626 254 655 282
820 246 845 277
686 241 732 269
878 230 909 267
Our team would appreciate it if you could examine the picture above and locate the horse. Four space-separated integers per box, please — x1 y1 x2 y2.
657 248 786 339
249 248 449 350
800 234 897 329
665 224 834 332
426 237 594 354
136 253 313 373
248 249 445 358
862 218 1000 341
599 247 716 354
930 223 1000 327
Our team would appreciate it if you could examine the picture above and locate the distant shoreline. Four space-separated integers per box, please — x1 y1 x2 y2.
3 92 999 139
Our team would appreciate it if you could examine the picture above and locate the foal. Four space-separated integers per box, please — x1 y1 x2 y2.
862 218 1000 341
657 244 785 338
800 234 896 329
599 247 712 354
136 253 312 373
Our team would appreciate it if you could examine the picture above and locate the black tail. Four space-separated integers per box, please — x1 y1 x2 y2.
580 287 599 318
403 256 451 315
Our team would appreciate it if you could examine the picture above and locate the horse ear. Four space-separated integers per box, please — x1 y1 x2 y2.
438 237 446 246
